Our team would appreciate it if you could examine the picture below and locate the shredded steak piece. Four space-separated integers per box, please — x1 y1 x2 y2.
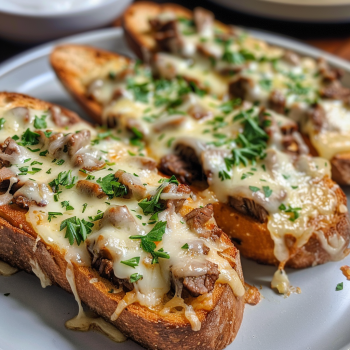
268 90 286 115
76 180 106 199
100 205 137 228
149 18 181 53
188 104 213 120
320 80 350 103
185 203 213 232
67 130 91 157
282 51 300 66
47 132 65 158
0 137 23 167
74 152 105 171
184 204 223 239
92 257 134 292
49 105 78 127
306 103 327 132
229 77 252 99
280 123 298 135
159 153 201 184
153 115 185 132
162 182 191 213
183 261 219 297
318 57 343 82
0 167 16 189
229 196 268 223
193 7 214 36
115 170 146 200
129 156 157 171
331 154 350 185
188 240 210 255
13 182 50 209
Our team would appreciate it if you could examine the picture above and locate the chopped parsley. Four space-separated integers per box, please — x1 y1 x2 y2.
279 203 302 222
249 186 260 192
241 172 254 180
336 282 343 291
56 159 65 166
96 173 128 199
129 273 143 283
40 150 48 156
48 212 63 222
34 115 47 129
82 203 87 213
48 170 78 201
60 216 94 246
17 128 40 146
181 243 189 249
262 186 272 198
129 221 170 264
219 98 241 114
120 257 140 269
138 175 178 216
61 200 74 211
219 170 231 181
0 118 5 130
259 79 272 91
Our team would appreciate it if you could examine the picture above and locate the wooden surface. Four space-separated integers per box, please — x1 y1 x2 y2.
307 39 350 60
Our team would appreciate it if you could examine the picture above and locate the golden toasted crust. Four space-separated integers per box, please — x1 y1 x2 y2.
122 2 228 60
50 45 131 123
0 92 81 125
0 92 245 350
213 176 350 268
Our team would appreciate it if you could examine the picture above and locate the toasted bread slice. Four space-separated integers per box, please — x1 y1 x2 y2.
122 2 228 60
122 2 350 186
50 45 350 273
213 176 350 268
51 45 131 123
0 92 245 350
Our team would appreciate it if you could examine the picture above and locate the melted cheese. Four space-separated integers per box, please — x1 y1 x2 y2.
271 269 290 294
147 11 350 161
85 54 346 296
0 260 18 276
0 103 243 333
29 258 52 288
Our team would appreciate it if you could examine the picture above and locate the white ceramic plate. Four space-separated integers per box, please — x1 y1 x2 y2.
212 0 350 22
0 27 350 350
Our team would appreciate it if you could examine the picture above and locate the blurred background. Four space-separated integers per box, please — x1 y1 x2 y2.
1 0 350 63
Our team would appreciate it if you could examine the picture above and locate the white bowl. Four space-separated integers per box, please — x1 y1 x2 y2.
0 0 132 44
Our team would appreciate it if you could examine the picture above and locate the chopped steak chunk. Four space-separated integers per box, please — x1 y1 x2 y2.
320 80 350 102
92 257 134 292
229 77 252 99
306 103 327 132
229 196 268 223
268 90 286 115
159 153 201 184
76 180 106 199
185 203 213 233
183 261 219 297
